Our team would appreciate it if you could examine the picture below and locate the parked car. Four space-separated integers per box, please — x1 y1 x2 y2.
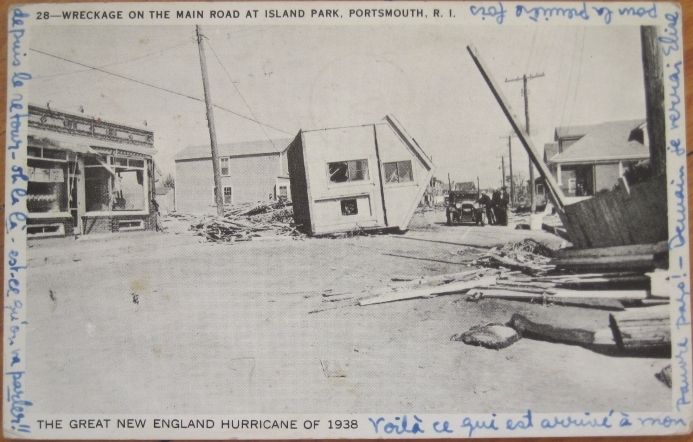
446 191 485 226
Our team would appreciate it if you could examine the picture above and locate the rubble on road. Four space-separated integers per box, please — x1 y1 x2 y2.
189 201 304 243
472 239 555 276
451 323 520 349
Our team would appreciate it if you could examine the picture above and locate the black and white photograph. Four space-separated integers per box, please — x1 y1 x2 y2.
4 1 691 439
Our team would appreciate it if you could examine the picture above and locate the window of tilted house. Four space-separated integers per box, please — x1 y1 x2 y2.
383 160 413 183
340 199 358 216
328 159 369 183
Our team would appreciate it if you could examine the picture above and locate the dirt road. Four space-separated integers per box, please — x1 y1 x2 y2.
25 210 670 414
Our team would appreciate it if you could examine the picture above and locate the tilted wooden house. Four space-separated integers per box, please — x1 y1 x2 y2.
287 115 434 235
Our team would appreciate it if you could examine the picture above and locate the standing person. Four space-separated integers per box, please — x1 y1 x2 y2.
478 192 493 225
491 189 501 225
498 186 510 226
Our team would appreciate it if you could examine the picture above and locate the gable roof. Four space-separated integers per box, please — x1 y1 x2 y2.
175 138 293 161
554 123 595 140
551 119 648 164
544 142 558 163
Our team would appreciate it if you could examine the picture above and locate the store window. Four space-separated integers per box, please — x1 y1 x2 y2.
328 159 369 183
27 146 69 214
84 154 148 213
383 160 413 183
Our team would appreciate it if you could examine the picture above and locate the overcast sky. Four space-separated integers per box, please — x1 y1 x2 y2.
28 24 646 188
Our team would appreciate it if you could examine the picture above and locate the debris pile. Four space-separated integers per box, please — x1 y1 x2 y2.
190 201 304 243
473 238 555 275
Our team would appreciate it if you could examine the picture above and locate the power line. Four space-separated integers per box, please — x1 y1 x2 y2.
29 47 293 135
33 39 194 80
205 37 278 148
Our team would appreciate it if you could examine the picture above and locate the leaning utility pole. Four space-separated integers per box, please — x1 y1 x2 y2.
196 25 225 216
506 72 544 213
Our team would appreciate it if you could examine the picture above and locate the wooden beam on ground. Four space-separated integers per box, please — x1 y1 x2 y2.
471 289 625 311
551 254 657 271
555 241 668 260
359 276 497 306
609 305 670 351
508 314 604 345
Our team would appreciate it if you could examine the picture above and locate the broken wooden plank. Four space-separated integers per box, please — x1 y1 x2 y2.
549 288 648 301
508 314 618 348
553 275 650 289
388 269 488 287
470 289 625 311
555 241 668 260
551 254 656 271
532 272 642 282
608 305 670 351
359 276 497 306
508 313 598 345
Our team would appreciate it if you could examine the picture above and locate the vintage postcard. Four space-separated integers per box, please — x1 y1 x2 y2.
4 1 691 439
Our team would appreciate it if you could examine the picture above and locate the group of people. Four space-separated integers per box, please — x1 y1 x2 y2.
478 187 510 226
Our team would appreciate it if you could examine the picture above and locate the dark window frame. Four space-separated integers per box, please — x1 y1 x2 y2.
383 160 414 184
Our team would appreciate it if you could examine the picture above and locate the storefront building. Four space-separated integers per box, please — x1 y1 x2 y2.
26 104 157 238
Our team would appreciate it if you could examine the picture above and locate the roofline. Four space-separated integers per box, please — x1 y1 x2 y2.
301 123 375 133
29 102 152 134
552 154 650 164
175 151 283 162
384 114 434 172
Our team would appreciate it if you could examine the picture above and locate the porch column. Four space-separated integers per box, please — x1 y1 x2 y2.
556 164 562 189
76 156 86 234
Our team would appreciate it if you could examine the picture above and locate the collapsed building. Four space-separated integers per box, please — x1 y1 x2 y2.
26 104 157 237
287 115 434 235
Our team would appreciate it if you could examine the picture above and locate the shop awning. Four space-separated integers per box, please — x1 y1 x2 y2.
28 130 99 155
28 127 157 156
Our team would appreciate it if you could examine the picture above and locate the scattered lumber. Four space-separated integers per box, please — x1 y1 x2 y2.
359 275 497 306
476 252 552 275
608 305 671 352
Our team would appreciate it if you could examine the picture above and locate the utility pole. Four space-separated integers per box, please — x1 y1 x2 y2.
447 173 452 191
506 72 544 213
476 176 480 198
641 26 666 177
196 25 225 216
499 134 515 206
501 155 506 188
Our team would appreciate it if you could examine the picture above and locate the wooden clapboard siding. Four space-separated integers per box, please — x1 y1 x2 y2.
564 177 667 248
